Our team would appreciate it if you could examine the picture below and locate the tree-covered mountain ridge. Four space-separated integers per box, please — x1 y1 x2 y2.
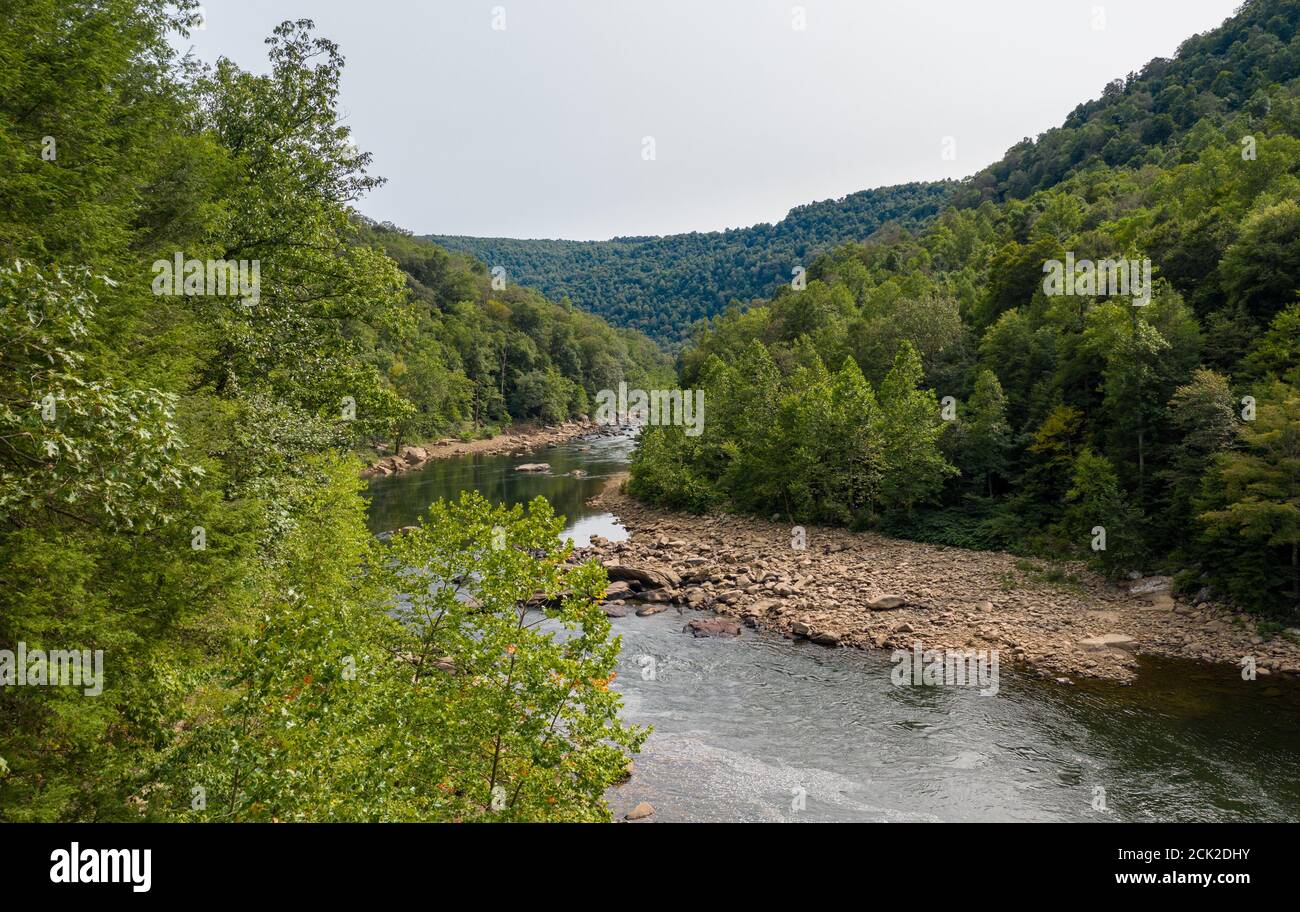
425 181 953 343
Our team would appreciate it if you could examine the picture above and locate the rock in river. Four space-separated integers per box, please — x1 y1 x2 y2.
399 445 429 465
685 617 741 638
604 563 677 590
604 580 634 600
625 801 654 821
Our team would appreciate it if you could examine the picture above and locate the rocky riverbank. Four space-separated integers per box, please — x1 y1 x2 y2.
360 419 618 478
585 479 1300 685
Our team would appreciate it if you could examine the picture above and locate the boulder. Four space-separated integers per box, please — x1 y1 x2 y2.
1128 575 1172 596
515 462 550 473
684 618 741 638
636 604 669 617
867 595 908 611
604 581 634 600
624 801 654 821
811 631 841 647
1080 633 1137 652
399 445 429 465
604 563 676 590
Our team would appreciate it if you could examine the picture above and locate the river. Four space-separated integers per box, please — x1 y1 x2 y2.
365 431 1300 822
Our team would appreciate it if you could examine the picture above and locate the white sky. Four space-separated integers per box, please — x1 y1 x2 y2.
179 1 1242 240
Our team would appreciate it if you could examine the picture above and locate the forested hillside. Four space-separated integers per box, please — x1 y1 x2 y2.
428 181 952 343
955 0 1300 205
356 220 670 443
631 0 1300 617
1 1 646 821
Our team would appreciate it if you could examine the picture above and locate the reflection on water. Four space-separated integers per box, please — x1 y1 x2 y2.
365 431 634 546
366 431 1300 822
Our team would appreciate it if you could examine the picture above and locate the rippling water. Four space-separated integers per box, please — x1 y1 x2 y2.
365 432 1300 822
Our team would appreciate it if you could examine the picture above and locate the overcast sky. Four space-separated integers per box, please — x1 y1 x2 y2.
180 1 1241 240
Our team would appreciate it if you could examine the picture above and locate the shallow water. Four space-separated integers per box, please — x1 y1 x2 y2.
365 431 634 547
365 432 1300 822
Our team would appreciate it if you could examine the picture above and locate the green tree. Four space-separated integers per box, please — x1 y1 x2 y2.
963 369 1012 497
1243 301 1300 384
510 368 574 425
158 487 645 822
1162 368 1237 542
825 357 886 520
875 342 957 514
1082 302 1173 494
1220 199 1300 327
1199 382 1300 607
714 341 785 512
1065 449 1146 579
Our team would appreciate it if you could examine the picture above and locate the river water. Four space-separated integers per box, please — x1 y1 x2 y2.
365 432 1300 822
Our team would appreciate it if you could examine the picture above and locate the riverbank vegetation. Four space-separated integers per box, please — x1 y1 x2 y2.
631 0 1300 616
0 1 644 821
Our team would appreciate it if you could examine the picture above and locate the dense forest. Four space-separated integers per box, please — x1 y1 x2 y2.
1 1 648 821
954 0 1300 205
631 0 1300 619
4 0 1300 827
356 220 670 443
428 181 952 343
